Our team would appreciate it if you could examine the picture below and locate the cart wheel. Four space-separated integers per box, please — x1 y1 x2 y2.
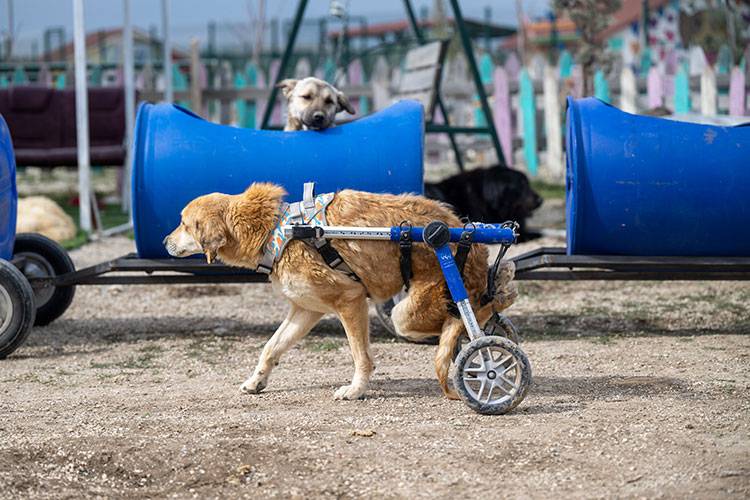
452 315 521 361
0 259 36 359
453 336 532 415
13 233 75 326
484 312 521 344
374 292 439 345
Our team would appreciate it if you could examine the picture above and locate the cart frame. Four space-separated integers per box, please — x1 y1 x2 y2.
17 247 750 290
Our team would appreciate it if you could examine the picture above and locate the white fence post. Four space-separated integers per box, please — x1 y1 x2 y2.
700 65 717 116
620 66 637 113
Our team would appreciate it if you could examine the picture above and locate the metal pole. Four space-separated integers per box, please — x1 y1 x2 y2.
122 0 135 216
5 0 14 60
449 0 507 167
161 0 173 102
403 0 465 171
261 0 308 129
73 0 92 232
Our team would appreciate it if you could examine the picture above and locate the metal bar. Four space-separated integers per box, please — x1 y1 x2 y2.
513 253 750 272
35 274 270 286
283 226 393 240
403 0 423 43
515 271 750 281
100 221 133 237
122 0 135 216
427 125 492 134
403 0 465 171
161 0 173 102
261 0 309 129
448 0 507 167
72 0 92 232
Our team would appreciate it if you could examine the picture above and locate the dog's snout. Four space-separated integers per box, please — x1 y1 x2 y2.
312 112 325 123
162 235 169 246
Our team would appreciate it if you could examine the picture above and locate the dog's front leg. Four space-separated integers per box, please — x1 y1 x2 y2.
333 296 373 400
241 304 323 394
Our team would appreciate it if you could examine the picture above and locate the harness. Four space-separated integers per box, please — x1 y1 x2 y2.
256 182 360 281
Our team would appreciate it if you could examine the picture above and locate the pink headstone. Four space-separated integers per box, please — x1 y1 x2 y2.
647 67 664 108
348 60 363 85
113 68 124 86
504 53 520 81
493 67 513 167
729 67 746 116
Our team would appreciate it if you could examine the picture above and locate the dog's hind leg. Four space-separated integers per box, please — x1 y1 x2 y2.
333 295 373 400
241 303 323 394
390 281 445 343
435 317 464 400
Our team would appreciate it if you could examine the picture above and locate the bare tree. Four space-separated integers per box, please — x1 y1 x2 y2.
554 0 622 95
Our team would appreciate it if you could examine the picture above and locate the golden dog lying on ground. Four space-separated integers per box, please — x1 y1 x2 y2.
164 183 516 400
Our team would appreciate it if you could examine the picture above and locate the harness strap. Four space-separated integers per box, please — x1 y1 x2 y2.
311 237 361 282
454 230 473 274
302 182 316 221
399 224 413 290
257 202 289 275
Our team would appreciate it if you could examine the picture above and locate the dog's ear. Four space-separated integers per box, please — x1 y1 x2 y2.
196 220 228 264
275 79 299 99
336 90 355 115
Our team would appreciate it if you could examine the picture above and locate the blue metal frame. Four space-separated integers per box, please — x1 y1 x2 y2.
389 224 516 246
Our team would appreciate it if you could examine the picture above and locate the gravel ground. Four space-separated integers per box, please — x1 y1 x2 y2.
1 236 748 499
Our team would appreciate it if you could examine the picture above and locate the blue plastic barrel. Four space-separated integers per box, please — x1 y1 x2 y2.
0 114 16 260
566 97 750 256
132 100 424 258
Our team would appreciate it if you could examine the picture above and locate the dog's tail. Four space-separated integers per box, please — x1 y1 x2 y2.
435 317 464 400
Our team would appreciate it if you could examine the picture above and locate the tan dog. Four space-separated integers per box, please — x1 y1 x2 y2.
164 183 516 400
276 77 355 131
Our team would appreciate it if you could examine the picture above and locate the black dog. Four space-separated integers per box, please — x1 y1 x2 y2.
424 165 543 241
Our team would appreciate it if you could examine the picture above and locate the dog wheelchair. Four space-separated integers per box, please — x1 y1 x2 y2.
283 220 532 415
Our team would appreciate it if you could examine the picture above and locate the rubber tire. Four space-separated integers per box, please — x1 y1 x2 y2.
375 298 439 345
453 336 532 415
13 233 76 326
0 259 36 359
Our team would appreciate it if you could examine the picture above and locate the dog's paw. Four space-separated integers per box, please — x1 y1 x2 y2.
333 384 366 400
494 260 516 287
240 375 267 394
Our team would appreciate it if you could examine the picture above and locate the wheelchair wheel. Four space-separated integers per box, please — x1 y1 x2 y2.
484 312 521 344
0 259 36 359
13 233 76 326
453 336 531 415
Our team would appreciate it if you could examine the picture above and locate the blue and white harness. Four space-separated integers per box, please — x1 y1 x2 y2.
256 182 359 281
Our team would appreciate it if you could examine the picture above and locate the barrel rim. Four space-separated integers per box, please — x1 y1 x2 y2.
0 113 17 260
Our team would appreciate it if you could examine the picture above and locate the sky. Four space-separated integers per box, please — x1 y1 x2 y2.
3 0 552 54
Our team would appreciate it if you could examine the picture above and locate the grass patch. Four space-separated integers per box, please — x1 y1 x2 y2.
46 194 132 250
308 340 343 352
89 352 159 371
531 180 566 200
591 335 617 345
184 338 233 364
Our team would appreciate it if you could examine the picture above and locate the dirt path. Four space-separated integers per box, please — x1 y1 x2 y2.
1 237 748 498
